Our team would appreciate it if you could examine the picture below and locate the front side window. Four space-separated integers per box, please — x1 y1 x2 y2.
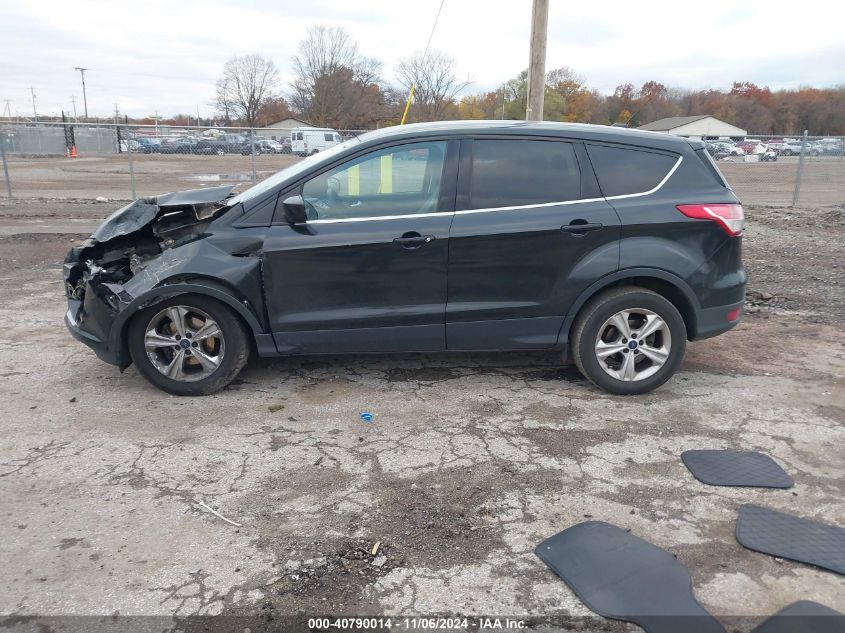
324 133 333 141
469 139 581 209
301 141 447 221
587 145 678 197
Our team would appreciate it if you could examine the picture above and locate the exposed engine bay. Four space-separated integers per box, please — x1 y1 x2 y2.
64 185 236 304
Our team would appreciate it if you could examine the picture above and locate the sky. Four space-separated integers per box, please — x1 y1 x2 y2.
1 0 843 119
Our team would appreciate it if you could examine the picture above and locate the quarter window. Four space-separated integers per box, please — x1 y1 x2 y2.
469 139 580 209
301 141 448 220
587 145 678 197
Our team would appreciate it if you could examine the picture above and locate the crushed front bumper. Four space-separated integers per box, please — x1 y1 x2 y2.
65 303 128 367
63 264 133 369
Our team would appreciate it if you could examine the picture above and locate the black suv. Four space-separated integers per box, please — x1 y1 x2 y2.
64 121 746 396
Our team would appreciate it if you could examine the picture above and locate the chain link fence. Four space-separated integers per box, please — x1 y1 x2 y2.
0 121 843 208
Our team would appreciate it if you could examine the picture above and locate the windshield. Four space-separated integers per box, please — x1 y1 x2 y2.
227 136 362 206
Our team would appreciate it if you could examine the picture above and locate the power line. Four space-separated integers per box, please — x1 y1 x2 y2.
422 0 446 60
401 0 447 125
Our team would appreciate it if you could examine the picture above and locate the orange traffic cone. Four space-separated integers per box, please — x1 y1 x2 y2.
70 145 78 158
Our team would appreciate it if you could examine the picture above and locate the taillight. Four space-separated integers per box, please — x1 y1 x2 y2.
676 203 745 236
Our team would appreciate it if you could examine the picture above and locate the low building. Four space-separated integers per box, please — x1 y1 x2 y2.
258 117 311 140
639 115 746 140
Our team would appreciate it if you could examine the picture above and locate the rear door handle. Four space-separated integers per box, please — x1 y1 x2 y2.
561 222 603 234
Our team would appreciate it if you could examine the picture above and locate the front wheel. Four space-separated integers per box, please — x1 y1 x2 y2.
571 287 686 395
128 294 250 396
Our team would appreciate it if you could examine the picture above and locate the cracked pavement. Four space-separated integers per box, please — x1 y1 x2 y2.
0 204 843 631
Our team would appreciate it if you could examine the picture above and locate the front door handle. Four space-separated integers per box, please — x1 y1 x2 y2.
393 233 435 249
561 221 603 235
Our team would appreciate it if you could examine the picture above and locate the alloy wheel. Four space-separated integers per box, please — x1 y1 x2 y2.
143 305 225 382
594 308 671 382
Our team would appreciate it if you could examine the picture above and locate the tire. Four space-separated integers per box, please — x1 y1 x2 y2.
128 294 250 396
571 286 687 395
216 149 225 156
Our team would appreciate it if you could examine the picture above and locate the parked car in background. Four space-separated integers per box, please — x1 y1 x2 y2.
64 121 746 397
239 139 285 155
705 141 735 160
135 138 162 153
810 138 845 156
279 137 292 154
736 140 767 155
290 127 343 155
118 139 142 152
760 147 778 162
202 134 249 155
159 137 199 154
779 139 805 156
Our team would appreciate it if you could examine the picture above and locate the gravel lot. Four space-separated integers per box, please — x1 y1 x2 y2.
0 199 843 631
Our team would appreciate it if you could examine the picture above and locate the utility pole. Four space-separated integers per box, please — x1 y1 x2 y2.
70 95 78 120
29 87 38 122
74 67 89 119
525 0 549 121
2 100 11 119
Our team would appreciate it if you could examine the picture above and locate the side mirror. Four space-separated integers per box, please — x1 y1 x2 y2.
281 195 308 225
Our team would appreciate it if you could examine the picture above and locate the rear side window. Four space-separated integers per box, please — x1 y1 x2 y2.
587 145 677 197
469 139 580 209
695 148 728 187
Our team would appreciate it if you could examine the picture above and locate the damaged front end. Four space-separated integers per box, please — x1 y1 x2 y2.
63 185 237 369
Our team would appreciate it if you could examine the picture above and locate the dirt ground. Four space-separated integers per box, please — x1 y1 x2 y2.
2 152 844 207
0 200 843 632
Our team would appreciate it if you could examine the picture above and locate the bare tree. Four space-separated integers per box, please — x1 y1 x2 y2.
395 50 470 121
290 26 387 128
216 54 279 127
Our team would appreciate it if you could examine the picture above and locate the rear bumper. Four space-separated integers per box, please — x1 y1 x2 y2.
692 298 745 340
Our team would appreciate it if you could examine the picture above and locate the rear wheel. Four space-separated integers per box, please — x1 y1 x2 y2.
128 294 250 396
572 287 686 395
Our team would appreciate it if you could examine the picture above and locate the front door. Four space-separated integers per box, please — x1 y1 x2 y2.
446 138 621 350
262 140 457 354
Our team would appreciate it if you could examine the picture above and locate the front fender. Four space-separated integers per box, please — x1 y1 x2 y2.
105 281 268 367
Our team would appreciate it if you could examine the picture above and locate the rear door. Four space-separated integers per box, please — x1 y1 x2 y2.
446 137 621 350
261 139 458 354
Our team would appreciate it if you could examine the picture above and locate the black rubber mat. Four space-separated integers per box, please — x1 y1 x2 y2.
752 601 845 633
681 450 793 488
535 521 725 633
737 505 845 575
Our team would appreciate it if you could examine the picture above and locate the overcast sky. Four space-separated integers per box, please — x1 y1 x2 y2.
1 0 843 118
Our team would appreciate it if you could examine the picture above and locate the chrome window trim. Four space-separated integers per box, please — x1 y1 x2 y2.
306 212 448 224
301 154 682 224
454 197 604 215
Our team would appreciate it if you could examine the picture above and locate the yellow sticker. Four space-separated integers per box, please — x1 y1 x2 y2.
380 154 393 193
348 164 360 196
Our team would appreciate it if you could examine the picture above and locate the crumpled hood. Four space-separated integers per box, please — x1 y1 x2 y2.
91 185 236 243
